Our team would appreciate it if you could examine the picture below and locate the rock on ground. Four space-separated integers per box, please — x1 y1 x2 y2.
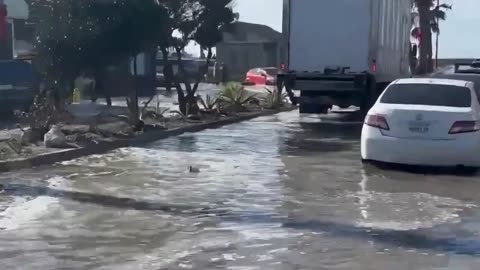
44 126 70 148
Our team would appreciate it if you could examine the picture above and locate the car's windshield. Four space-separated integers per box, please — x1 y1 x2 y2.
380 83 471 107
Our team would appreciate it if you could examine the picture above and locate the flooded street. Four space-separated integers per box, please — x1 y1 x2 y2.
1 110 480 269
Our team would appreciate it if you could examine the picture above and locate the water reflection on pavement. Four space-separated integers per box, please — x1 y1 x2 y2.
1 110 480 269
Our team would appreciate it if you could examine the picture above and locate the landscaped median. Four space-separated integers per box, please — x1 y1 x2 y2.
0 106 297 173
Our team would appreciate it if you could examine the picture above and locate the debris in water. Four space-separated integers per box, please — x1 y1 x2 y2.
189 166 200 173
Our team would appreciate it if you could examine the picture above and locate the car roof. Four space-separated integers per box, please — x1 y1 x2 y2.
394 78 470 87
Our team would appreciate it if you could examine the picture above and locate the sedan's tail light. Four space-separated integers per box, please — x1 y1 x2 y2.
449 121 480 134
365 114 390 130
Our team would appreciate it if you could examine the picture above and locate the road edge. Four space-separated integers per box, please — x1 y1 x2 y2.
0 107 297 173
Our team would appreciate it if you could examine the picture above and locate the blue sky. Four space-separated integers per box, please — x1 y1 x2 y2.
225 0 478 59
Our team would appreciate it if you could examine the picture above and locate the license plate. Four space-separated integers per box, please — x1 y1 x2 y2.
409 126 429 133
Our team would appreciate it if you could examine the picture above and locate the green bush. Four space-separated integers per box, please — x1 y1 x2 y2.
197 94 220 112
260 88 288 110
218 82 256 112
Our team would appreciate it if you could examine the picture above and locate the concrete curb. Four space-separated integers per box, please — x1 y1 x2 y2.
0 107 297 172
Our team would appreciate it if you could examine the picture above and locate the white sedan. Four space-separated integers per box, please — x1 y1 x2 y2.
361 78 480 167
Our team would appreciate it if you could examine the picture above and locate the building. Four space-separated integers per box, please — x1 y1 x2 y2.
216 21 283 81
0 0 32 60
3 0 28 19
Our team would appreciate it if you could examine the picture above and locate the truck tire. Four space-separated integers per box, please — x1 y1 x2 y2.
299 103 329 114
360 97 374 115
360 76 377 115
299 90 329 114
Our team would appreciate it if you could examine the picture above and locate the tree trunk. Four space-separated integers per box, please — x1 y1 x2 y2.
161 47 173 94
175 47 213 116
175 47 192 94
133 56 139 115
174 47 198 115
416 1 434 74
127 56 140 126
409 45 418 75
192 47 212 93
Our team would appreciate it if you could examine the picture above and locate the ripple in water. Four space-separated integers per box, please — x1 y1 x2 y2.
0 176 67 231
348 191 467 231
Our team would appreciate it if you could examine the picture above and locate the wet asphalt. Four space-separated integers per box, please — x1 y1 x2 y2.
1 110 480 269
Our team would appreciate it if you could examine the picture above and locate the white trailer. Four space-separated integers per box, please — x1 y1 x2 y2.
279 0 413 113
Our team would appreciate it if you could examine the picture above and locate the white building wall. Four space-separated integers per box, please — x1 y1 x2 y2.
3 0 28 19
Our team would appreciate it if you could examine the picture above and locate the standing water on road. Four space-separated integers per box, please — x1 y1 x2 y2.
1 111 480 269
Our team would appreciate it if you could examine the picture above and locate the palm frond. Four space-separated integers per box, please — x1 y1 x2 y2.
432 9 446 20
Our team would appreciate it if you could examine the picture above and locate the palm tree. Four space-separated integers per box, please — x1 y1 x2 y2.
413 0 452 74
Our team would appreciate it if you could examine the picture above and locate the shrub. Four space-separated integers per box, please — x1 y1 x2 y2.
260 88 288 110
218 82 256 112
197 94 219 113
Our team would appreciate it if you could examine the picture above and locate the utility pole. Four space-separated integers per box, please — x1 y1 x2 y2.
435 0 439 69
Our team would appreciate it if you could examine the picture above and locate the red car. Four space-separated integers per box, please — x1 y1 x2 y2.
244 67 278 86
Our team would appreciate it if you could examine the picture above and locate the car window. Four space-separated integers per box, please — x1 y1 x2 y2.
263 68 278 76
380 83 471 108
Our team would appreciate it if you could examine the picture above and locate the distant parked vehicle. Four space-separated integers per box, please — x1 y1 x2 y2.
206 60 216 83
471 59 480 68
453 63 480 74
0 60 38 112
361 78 480 167
155 72 165 87
244 67 278 86
279 0 412 114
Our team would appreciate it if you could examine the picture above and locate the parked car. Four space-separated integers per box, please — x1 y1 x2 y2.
361 78 480 167
206 60 216 83
0 60 38 112
472 59 480 68
155 72 165 87
244 67 278 86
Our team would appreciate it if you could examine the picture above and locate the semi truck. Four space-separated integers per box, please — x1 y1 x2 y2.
278 0 413 114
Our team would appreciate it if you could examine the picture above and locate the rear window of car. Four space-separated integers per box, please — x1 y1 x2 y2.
380 83 471 107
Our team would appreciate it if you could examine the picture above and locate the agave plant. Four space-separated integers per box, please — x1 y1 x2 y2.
218 82 256 112
141 107 170 121
260 87 288 110
197 94 219 112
